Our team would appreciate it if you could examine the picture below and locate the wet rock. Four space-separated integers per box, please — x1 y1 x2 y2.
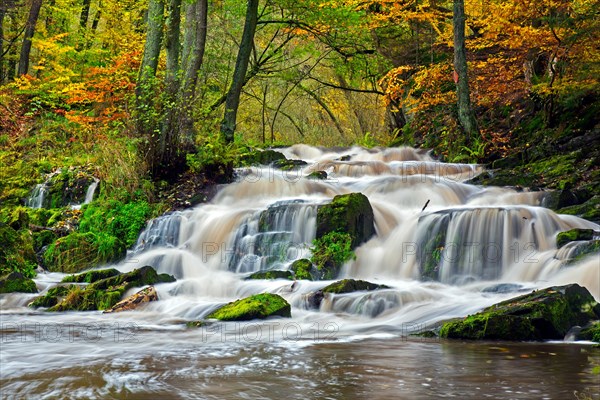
306 279 389 309
241 149 286 165
103 286 158 313
245 270 294 280
62 268 121 283
307 171 327 180
0 272 37 294
46 266 174 311
557 195 600 222
272 159 308 170
29 285 72 308
482 283 528 294
206 293 291 321
290 259 315 280
316 192 375 249
556 228 595 248
439 283 600 341
541 189 583 210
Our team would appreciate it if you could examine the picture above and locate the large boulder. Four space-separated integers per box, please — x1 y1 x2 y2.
206 293 291 321
439 284 600 341
30 266 175 311
316 193 375 248
0 271 37 294
104 286 158 313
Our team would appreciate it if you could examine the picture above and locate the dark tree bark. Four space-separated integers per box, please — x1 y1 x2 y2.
179 0 208 144
18 0 43 76
80 0 91 29
453 0 478 143
0 8 5 82
136 0 164 98
221 0 259 143
164 0 181 85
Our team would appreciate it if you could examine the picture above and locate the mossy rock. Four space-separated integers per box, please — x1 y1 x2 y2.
29 285 73 308
272 159 308 171
46 266 175 311
557 195 600 222
556 228 595 248
290 259 315 280
316 192 375 249
579 322 600 343
0 272 37 294
28 168 97 209
321 279 389 294
62 268 121 283
245 270 294 280
439 284 600 341
306 171 327 180
241 149 286 166
466 170 538 188
541 189 588 211
311 231 355 280
206 293 291 321
103 286 158 313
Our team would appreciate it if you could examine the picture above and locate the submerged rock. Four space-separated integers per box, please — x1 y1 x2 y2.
306 171 327 180
306 279 389 309
31 266 175 311
104 286 158 313
439 283 600 341
206 293 291 321
245 270 294 280
0 272 37 294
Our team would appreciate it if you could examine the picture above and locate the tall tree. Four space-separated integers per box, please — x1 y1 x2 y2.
220 0 259 143
136 0 164 98
17 0 43 76
453 0 478 143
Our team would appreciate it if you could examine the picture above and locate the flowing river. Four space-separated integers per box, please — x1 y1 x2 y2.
1 145 599 399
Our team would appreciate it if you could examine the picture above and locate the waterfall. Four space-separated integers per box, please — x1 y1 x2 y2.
25 183 49 209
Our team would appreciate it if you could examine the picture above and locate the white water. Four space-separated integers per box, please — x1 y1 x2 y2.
3 145 600 398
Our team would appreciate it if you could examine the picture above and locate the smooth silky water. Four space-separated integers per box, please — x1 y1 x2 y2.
2 145 599 399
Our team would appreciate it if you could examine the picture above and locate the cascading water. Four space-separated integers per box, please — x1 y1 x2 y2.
3 145 600 399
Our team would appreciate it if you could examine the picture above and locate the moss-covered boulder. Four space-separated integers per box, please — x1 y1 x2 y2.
0 272 37 293
104 286 158 313
29 285 73 308
245 270 294 280
206 293 291 321
439 284 600 341
62 268 121 283
272 159 308 170
316 193 375 248
41 266 175 311
290 259 315 280
241 149 286 165
307 171 327 180
306 279 389 309
557 195 600 222
556 228 595 248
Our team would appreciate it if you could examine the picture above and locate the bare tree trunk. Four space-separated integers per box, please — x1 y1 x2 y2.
18 0 43 76
136 0 164 98
453 0 478 143
0 8 4 83
164 0 181 85
178 0 208 145
221 0 259 143
80 0 91 29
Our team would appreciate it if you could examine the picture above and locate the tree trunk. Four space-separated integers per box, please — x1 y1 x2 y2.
164 0 181 85
136 0 164 98
80 0 91 29
0 8 5 83
179 0 208 144
220 0 259 143
18 0 43 76
453 0 478 143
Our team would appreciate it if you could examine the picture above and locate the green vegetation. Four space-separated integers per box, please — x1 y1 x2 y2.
316 193 375 249
311 232 355 280
206 293 291 321
556 229 595 248
0 272 37 294
62 268 121 283
290 259 315 280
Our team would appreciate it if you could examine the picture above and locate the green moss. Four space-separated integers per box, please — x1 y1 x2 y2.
307 171 327 180
0 272 38 293
43 232 103 273
29 285 73 308
272 159 308 170
440 284 600 341
290 259 314 280
311 231 355 280
0 222 38 278
316 193 375 249
62 268 121 283
245 270 294 280
206 293 291 321
579 322 600 342
556 229 594 248
321 279 389 294
240 149 286 166
557 195 600 221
